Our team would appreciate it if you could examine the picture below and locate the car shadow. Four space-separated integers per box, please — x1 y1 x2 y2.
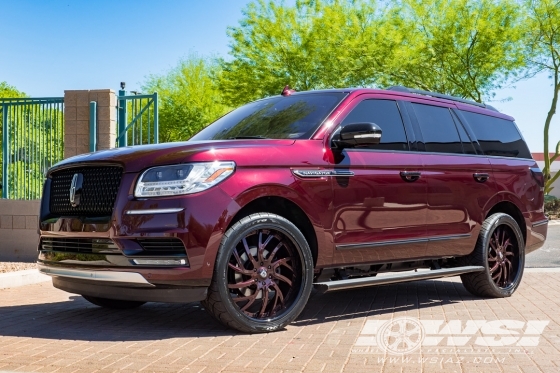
294 279 475 326
0 279 476 341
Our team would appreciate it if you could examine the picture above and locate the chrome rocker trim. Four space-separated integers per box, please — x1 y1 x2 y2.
336 233 471 250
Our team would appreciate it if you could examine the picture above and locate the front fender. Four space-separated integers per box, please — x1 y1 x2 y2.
216 167 334 268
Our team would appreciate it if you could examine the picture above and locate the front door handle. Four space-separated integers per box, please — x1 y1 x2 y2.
400 171 421 182
473 173 490 183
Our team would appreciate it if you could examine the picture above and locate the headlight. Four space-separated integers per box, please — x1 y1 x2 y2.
134 161 235 197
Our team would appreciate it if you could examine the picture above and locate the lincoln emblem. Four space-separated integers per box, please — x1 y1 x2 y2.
69 173 84 207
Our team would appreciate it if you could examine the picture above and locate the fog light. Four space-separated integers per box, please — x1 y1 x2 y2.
132 259 188 266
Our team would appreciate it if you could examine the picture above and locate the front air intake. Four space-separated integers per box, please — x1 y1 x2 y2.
136 238 187 256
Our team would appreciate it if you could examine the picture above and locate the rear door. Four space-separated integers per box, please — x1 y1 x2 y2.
406 101 497 258
330 95 427 266
457 110 545 247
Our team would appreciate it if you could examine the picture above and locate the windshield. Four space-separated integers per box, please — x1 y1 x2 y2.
190 92 346 140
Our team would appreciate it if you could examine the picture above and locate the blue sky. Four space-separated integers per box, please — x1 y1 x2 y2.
1 0 558 152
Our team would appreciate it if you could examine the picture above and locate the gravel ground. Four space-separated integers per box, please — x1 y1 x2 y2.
0 262 37 273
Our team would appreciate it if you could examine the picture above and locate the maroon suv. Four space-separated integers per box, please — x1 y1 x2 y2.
38 86 548 333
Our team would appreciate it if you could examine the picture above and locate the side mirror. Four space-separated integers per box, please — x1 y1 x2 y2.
333 122 382 149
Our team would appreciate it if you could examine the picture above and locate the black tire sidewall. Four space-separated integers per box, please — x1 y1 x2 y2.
480 213 525 297
213 213 314 332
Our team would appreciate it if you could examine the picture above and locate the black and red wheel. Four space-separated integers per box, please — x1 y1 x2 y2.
460 213 525 298
202 213 314 333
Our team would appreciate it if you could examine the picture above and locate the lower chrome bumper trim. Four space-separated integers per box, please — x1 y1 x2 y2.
38 264 153 286
125 208 184 215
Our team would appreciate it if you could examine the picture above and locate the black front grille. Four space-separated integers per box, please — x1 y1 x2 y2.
136 238 187 256
41 238 118 254
49 166 123 216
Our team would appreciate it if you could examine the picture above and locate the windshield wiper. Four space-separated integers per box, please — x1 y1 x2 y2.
228 136 269 139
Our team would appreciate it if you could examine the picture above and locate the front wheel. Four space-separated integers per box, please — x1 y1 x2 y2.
202 213 314 333
460 213 525 298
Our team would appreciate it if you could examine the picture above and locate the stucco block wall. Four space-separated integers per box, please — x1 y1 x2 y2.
0 200 40 262
64 89 117 157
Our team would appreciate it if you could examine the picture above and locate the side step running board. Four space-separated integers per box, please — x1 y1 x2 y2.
314 266 484 293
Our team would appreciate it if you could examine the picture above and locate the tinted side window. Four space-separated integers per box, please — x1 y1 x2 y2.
341 99 408 151
460 111 531 159
412 103 463 154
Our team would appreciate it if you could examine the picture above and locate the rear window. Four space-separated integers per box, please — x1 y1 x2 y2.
460 111 531 159
190 93 346 140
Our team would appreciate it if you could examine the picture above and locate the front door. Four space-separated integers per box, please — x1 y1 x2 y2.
330 96 428 266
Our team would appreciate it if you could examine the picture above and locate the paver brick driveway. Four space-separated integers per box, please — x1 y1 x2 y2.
1 271 560 373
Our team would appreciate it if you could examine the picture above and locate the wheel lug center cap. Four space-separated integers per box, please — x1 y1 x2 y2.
258 268 268 279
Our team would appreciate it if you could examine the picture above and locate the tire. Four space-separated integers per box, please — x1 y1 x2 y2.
460 213 525 298
83 295 146 309
202 213 314 333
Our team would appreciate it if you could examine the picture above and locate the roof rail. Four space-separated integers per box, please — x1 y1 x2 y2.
386 86 499 112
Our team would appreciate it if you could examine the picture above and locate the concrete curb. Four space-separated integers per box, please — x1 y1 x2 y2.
0 269 50 290
549 219 560 226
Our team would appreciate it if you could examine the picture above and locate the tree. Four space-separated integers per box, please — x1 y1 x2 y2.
526 0 560 194
379 0 529 103
219 0 386 106
142 54 230 142
0 81 26 98
220 0 530 106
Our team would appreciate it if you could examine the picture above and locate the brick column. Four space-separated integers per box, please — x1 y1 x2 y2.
63 89 116 158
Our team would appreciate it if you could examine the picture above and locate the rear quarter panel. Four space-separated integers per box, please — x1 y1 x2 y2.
486 157 547 249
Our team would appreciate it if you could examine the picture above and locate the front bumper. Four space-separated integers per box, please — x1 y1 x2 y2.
39 264 208 303
39 166 241 285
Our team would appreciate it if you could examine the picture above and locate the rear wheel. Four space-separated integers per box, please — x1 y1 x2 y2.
83 295 146 309
460 213 525 298
202 213 314 333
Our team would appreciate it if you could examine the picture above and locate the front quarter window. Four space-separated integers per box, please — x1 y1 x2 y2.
190 93 346 141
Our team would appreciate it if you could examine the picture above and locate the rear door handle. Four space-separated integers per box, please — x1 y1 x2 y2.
473 173 490 183
400 171 421 182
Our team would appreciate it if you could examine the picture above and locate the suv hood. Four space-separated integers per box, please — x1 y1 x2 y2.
51 139 296 173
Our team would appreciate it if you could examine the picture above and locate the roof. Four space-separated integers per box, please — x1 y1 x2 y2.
287 87 513 121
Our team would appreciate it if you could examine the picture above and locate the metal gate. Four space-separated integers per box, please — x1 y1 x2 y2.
0 97 64 199
116 89 158 147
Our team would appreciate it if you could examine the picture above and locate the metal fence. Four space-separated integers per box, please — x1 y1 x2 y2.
0 97 64 199
117 91 158 147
